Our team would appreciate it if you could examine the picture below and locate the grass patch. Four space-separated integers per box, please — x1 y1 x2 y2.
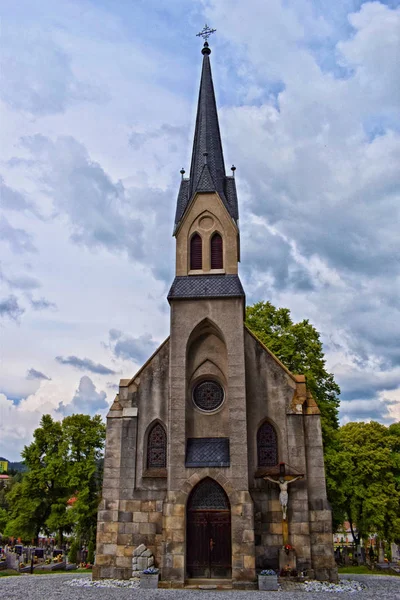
31 568 92 575
338 565 400 576
75 568 92 573
0 568 92 577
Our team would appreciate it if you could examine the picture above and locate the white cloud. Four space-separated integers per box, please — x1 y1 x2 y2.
57 376 109 416
337 2 400 112
0 377 110 460
0 295 25 321
0 0 399 437
0 380 70 460
0 216 37 254
108 329 159 365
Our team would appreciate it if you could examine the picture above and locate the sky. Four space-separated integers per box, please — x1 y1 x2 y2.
1 0 399 461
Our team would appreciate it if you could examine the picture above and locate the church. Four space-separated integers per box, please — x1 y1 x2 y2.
93 33 337 587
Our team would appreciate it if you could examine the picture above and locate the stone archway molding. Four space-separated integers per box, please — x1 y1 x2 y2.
161 470 256 586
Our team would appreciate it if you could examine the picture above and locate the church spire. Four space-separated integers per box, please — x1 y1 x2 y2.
169 28 244 302
174 33 239 232
188 40 226 201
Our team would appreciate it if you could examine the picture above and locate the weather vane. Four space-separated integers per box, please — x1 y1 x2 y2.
196 24 216 42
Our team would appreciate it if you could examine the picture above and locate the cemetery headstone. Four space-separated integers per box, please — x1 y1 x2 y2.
6 552 20 570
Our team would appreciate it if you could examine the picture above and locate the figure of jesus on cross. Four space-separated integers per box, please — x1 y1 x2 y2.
263 464 303 521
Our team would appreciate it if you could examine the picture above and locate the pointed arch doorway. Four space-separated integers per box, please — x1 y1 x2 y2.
186 477 232 579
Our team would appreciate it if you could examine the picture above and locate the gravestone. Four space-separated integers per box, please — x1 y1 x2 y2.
6 552 20 570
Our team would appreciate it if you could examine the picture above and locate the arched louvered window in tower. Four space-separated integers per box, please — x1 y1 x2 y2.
257 422 278 467
190 233 202 270
147 423 167 469
211 233 223 269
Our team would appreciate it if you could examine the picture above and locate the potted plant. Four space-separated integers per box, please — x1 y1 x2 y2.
258 569 278 591
140 567 159 589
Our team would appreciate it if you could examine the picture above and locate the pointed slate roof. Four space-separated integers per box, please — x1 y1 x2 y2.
174 42 239 232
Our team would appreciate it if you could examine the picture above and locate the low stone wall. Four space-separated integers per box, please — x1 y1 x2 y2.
94 498 164 580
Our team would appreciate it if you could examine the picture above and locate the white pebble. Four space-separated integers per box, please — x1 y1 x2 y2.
66 577 365 593
67 577 140 589
303 579 365 593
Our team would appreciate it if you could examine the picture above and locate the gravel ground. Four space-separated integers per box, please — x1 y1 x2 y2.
0 573 399 600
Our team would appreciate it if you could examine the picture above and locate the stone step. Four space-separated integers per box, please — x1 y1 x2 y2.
185 578 233 590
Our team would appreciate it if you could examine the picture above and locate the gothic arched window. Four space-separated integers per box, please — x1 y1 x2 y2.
190 233 202 270
147 423 167 469
257 422 278 467
211 233 223 269
188 477 230 511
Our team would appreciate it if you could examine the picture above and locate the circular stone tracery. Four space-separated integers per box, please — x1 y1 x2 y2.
193 380 224 412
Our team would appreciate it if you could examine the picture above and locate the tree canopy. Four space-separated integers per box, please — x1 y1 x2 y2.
325 421 400 543
245 302 400 540
4 413 105 544
245 301 340 444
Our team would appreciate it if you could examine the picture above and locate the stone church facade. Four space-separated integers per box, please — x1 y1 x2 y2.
93 40 337 587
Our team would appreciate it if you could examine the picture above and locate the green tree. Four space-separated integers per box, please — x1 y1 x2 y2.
246 301 340 443
0 507 8 533
4 414 105 544
5 415 68 543
63 414 105 543
326 421 400 544
246 301 343 527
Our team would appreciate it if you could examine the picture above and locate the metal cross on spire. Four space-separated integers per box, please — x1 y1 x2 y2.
196 24 216 42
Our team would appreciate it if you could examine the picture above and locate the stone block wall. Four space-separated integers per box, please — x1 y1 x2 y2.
94 497 164 580
251 489 312 573
304 415 338 582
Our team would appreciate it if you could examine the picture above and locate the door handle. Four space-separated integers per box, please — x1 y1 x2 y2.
210 538 215 551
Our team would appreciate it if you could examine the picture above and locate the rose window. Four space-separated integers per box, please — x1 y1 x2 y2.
193 380 224 412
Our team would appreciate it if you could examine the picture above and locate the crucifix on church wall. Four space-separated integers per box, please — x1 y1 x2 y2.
263 463 303 545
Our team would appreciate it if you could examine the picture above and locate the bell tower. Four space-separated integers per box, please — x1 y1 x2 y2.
170 37 242 287
164 33 255 586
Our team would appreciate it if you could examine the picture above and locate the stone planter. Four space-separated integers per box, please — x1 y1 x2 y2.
258 575 278 591
140 573 159 589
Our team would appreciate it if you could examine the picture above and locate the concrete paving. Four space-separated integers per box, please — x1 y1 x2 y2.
0 572 399 600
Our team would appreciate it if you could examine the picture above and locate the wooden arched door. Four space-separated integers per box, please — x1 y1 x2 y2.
187 478 231 579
